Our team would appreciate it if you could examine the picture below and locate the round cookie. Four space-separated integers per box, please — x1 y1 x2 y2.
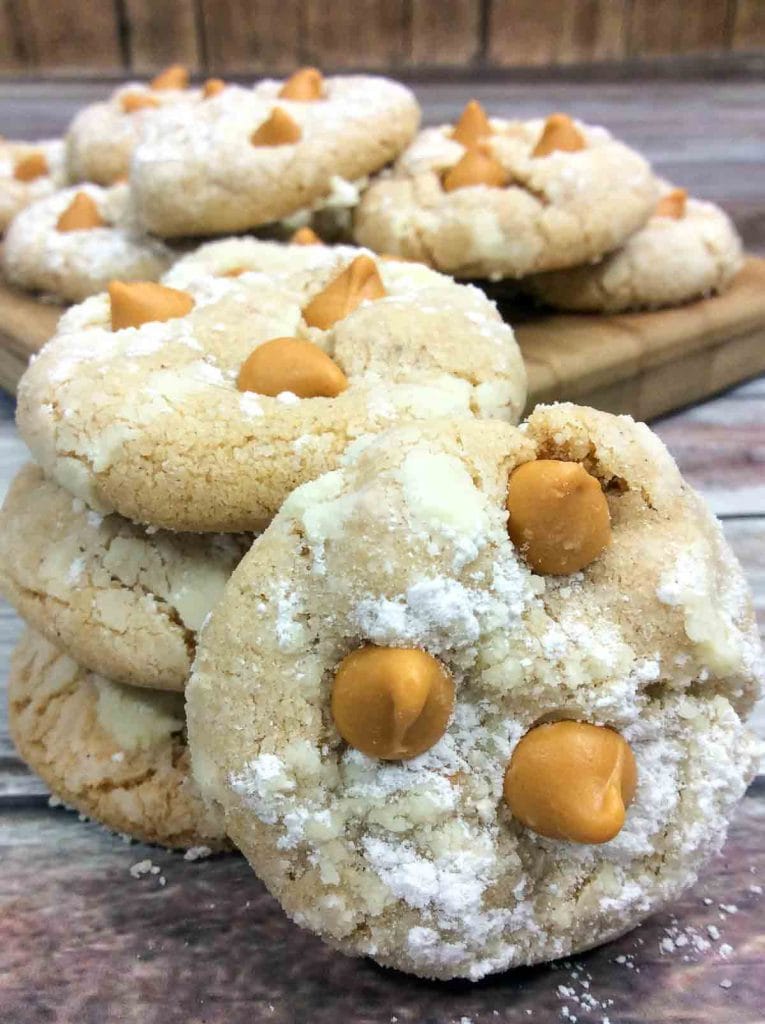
18 245 526 532
524 188 744 313
186 405 762 980
130 73 420 237
0 138 67 233
65 70 201 185
9 630 228 850
2 183 175 302
354 108 658 279
0 464 250 691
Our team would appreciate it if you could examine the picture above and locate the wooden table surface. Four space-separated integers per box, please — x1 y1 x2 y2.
1 79 764 1024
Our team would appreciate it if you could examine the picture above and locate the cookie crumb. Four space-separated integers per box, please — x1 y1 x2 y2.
184 845 213 861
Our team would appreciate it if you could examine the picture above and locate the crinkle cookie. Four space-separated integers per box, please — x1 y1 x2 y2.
130 71 420 237
17 246 526 532
186 406 762 980
354 105 658 279
65 65 202 185
0 464 249 691
0 138 67 233
524 187 744 313
9 630 229 850
2 183 175 302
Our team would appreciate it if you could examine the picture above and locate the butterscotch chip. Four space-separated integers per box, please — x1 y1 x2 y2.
151 64 189 90
507 459 610 575
109 280 194 330
331 645 454 760
13 152 48 182
302 255 386 329
121 92 160 114
442 147 509 192
237 336 348 399
250 107 302 147
504 721 637 844
55 191 106 232
451 99 492 147
532 113 586 157
202 78 226 99
655 187 687 219
279 67 324 101
290 226 322 245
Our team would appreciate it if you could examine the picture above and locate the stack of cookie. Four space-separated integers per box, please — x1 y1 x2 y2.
1 66 761 982
354 100 744 311
1 225 526 854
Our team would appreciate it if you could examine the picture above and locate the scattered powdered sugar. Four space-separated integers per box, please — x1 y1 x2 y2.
66 556 86 584
239 391 264 418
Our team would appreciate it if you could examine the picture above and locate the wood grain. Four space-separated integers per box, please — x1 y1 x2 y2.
408 0 483 66
627 0 732 57
0 795 762 1024
488 0 628 66
122 0 202 74
732 0 765 50
12 0 123 73
199 0 301 75
303 0 407 69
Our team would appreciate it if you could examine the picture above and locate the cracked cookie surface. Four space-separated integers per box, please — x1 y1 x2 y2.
2 183 175 302
130 75 420 237
187 405 761 979
354 116 658 279
0 464 249 690
9 630 229 849
525 191 743 312
17 244 526 532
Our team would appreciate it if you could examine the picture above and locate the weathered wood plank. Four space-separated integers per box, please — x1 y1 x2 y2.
303 0 407 70
627 0 731 57
0 794 762 1023
0 0 26 74
199 0 301 76
408 0 482 67
731 0 765 51
487 0 628 66
122 0 202 75
12 0 123 74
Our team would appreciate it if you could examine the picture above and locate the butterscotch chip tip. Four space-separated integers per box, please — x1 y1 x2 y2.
442 146 509 192
250 107 302 147
202 78 226 99
290 226 322 246
13 152 48 182
302 255 386 330
121 92 160 114
237 336 348 399
109 281 194 331
655 188 688 219
151 64 189 91
56 192 106 233
279 67 324 101
532 113 586 158
451 99 492 148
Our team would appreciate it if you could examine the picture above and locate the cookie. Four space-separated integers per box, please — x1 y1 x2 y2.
2 183 175 302
18 245 526 532
524 187 744 313
0 138 67 233
353 106 658 279
0 464 250 691
65 66 200 185
186 406 761 980
9 630 228 850
129 71 420 237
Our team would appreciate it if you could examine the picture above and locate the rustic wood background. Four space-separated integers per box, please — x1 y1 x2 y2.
0 0 764 78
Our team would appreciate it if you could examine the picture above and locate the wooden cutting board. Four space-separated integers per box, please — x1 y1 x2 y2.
1 257 764 421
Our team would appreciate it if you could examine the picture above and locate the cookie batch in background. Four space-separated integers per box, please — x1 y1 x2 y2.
0 63 760 983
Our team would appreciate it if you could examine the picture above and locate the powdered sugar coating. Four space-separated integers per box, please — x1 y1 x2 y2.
130 76 420 237
0 138 67 232
354 117 658 279
524 192 743 312
186 407 761 979
17 243 526 531
2 182 174 302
